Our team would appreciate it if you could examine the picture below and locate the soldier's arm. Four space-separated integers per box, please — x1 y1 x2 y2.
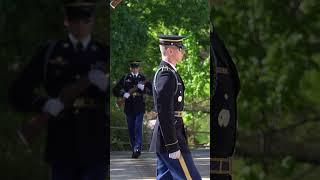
144 81 153 96
136 75 145 94
156 70 180 153
141 75 153 96
112 75 126 97
137 74 152 95
8 44 49 112
87 44 109 102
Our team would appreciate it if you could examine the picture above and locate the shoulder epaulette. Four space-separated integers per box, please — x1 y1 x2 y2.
153 66 179 95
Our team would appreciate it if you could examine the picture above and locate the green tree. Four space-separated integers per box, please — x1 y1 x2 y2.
210 0 320 179
111 0 211 149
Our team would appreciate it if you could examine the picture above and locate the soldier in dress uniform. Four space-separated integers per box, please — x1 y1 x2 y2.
150 35 202 179
8 0 109 179
112 61 152 158
210 24 240 180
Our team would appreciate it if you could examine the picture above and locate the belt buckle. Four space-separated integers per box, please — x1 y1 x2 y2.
216 67 229 74
174 111 183 117
211 157 232 175
73 98 96 108
73 98 85 108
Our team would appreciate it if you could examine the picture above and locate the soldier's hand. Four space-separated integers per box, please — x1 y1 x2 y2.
123 92 130 99
169 150 181 159
137 83 145 91
42 98 64 117
88 69 108 91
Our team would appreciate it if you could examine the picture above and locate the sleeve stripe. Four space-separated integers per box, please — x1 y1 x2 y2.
165 140 178 147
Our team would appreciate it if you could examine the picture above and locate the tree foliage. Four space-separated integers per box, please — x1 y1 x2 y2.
110 0 210 148
210 0 320 179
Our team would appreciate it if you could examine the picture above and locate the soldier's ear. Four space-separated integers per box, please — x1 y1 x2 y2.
165 47 171 55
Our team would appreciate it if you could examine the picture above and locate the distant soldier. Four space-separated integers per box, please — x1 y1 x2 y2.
113 61 152 158
8 0 109 179
150 35 202 179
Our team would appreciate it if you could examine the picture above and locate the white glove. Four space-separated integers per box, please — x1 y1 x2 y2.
42 98 64 117
88 69 108 91
123 92 130 99
137 83 145 91
169 150 181 159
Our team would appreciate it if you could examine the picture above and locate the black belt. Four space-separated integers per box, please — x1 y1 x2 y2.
132 92 142 97
211 157 232 175
216 67 229 74
72 97 97 108
174 111 183 117
154 111 184 117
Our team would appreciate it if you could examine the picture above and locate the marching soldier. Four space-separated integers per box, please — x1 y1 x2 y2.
150 35 202 179
112 61 152 158
8 0 109 179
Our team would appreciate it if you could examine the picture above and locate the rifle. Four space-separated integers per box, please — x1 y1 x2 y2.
17 63 107 150
115 80 147 108
110 0 123 9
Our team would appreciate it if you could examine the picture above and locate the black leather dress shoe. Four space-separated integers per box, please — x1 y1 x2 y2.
132 149 141 158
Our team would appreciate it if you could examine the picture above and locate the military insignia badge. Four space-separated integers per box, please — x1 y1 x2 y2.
91 45 97 51
75 74 81 79
56 56 63 62
224 93 229 100
73 98 86 108
63 43 70 48
50 56 67 65
218 109 230 127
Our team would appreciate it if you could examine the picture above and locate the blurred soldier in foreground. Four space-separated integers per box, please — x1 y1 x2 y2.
210 23 240 180
8 0 109 179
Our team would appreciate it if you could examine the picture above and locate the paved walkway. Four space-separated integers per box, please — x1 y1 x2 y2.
110 149 209 180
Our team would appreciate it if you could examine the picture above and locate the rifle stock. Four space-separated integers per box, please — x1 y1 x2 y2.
17 78 92 148
110 0 123 9
17 113 50 150
17 63 107 149
116 86 138 108
115 80 147 108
